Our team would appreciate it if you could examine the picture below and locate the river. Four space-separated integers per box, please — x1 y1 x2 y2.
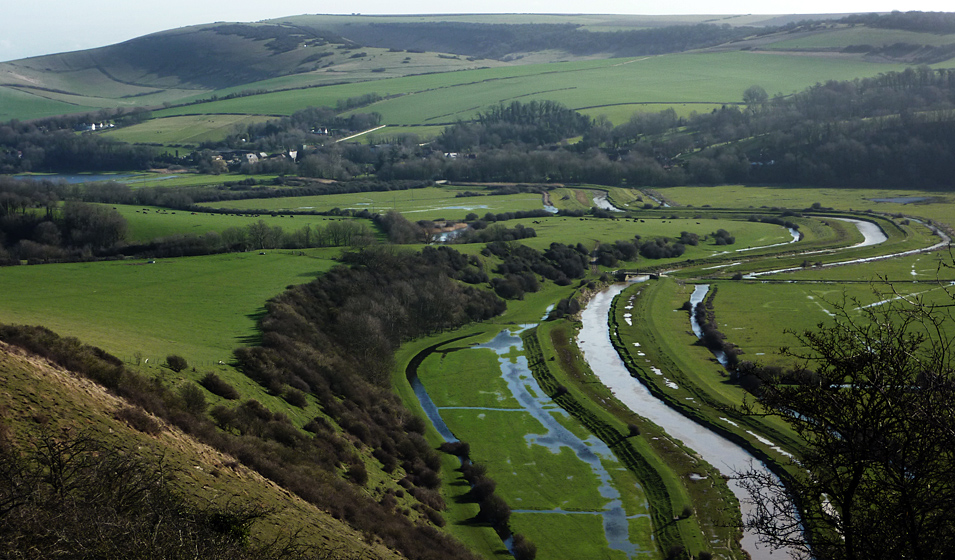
578 284 789 560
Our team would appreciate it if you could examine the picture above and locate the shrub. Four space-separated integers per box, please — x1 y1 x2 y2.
439 441 471 457
346 461 368 486
179 383 207 415
115 406 162 435
512 533 537 560
200 373 240 400
282 387 308 408
166 354 188 372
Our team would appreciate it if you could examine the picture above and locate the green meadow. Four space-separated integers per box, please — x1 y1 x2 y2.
766 26 955 50
156 52 915 127
709 278 954 367
656 185 955 230
0 250 339 366
103 115 277 146
415 325 653 559
609 278 805 484
508 214 793 255
199 186 547 219
105 204 371 242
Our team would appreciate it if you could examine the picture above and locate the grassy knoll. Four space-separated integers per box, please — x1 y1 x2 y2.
107 203 371 243
103 114 276 146
0 249 341 425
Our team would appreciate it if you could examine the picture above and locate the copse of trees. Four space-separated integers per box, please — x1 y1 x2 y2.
438 100 593 151
0 197 128 263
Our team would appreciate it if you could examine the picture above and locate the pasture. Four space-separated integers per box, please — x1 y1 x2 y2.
508 214 795 254
656 185 955 230
156 52 915 127
0 250 339 367
199 186 548 219
612 278 801 458
103 114 277 146
710 278 951 367
106 204 371 243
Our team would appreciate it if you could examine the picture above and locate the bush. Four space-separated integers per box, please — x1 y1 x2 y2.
512 533 537 560
200 373 240 400
282 387 308 408
179 383 207 415
166 354 188 372
114 406 162 435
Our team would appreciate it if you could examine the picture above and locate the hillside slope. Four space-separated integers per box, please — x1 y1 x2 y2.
0 340 403 559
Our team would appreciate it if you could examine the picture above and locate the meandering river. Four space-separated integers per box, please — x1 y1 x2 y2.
578 284 788 559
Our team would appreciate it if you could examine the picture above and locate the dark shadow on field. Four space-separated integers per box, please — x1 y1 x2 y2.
237 307 267 347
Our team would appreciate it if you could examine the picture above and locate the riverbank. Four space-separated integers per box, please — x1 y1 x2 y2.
579 282 792 559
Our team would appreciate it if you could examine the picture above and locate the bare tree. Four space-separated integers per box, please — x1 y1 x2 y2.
738 269 955 560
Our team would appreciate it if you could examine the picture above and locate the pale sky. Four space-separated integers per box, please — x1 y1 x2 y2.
2 0 953 63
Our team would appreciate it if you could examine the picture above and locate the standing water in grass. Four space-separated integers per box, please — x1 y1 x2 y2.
410 324 652 558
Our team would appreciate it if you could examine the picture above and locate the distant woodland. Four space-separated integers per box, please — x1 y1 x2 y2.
8 66 955 191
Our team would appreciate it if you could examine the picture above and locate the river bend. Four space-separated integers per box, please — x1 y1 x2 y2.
578 284 788 559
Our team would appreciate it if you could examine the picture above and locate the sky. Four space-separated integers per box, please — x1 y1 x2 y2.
1 0 953 63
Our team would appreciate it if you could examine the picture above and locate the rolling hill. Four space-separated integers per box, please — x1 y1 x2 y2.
4 12 955 123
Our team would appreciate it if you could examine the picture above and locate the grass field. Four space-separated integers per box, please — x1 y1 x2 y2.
656 185 955 229
766 26 955 50
199 186 547 219
416 325 654 559
103 115 277 146
0 250 339 367
106 204 373 242
612 279 802 459
711 276 954 367
153 52 915 128
0 87 97 122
